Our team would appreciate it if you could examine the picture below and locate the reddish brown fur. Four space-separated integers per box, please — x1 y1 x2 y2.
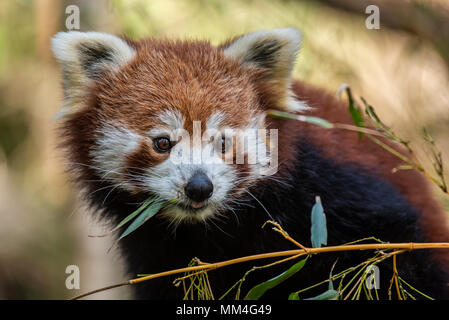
60 35 449 268
99 39 260 134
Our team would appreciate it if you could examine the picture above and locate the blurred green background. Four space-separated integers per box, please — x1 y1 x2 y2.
0 0 448 299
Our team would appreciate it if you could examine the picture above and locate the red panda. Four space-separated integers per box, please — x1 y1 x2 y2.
51 28 449 299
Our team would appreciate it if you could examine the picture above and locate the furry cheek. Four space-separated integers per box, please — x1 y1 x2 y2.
89 124 143 190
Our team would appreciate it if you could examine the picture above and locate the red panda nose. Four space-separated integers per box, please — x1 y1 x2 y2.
185 172 214 203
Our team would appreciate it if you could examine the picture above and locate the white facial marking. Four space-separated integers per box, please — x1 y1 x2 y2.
90 124 141 185
141 112 242 223
148 109 186 140
206 111 226 130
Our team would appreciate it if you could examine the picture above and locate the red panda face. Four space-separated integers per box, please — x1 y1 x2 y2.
52 28 307 223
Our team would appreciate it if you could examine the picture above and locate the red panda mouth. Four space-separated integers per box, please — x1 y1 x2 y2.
176 202 208 213
190 201 206 209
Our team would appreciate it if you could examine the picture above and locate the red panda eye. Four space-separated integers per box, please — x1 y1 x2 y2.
154 137 172 153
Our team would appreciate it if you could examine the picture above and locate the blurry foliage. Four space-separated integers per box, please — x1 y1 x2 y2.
0 108 29 165
0 1 36 72
0 0 79 300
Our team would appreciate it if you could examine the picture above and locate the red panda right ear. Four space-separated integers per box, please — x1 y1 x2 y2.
51 31 136 118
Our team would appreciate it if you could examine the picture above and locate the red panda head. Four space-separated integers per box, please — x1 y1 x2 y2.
52 28 307 223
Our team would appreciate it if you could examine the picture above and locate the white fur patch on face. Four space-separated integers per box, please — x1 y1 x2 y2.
140 111 274 224
148 109 185 138
90 124 141 187
206 111 226 130
143 134 237 223
138 111 240 223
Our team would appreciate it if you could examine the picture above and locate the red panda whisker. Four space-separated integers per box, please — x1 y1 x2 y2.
82 182 127 200
66 162 130 184
206 216 234 238
65 161 121 177
244 190 276 222
101 182 128 206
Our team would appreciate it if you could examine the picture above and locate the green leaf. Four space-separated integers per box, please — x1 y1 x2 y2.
305 266 340 300
288 292 299 300
329 279 334 291
267 110 301 120
311 196 327 248
290 267 338 300
118 199 165 240
112 197 155 232
267 110 334 129
304 289 339 300
302 116 334 129
244 258 308 300
348 99 364 138
365 105 381 124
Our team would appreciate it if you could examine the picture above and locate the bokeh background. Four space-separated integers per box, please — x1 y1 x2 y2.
0 0 448 299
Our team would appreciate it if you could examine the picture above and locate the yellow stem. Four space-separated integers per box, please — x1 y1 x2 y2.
70 242 449 299
333 123 386 137
393 254 402 300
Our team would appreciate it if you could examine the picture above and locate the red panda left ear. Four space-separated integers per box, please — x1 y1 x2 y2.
222 27 308 112
51 32 136 118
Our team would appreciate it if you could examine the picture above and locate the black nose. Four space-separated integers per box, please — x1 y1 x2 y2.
185 173 213 202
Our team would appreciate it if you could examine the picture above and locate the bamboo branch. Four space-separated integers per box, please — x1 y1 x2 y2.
69 242 449 300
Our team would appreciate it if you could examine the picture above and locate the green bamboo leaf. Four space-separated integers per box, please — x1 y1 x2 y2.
244 258 308 300
267 110 300 120
304 289 339 300
267 110 334 129
365 105 381 124
302 116 334 129
288 292 299 300
311 196 327 248
112 197 155 232
88 197 155 237
118 200 165 240
329 279 334 291
348 100 364 138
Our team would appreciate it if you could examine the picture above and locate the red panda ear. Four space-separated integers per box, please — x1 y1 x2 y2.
222 27 308 112
51 32 136 118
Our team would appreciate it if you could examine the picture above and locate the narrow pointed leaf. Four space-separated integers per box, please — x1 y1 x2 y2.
244 258 308 300
311 196 327 248
329 279 334 291
302 116 334 129
288 292 300 300
112 197 155 232
118 200 164 240
349 100 364 129
267 110 334 129
345 88 364 138
304 289 339 300
88 197 155 237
